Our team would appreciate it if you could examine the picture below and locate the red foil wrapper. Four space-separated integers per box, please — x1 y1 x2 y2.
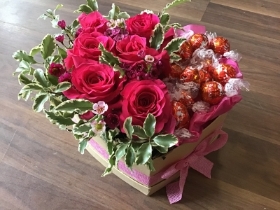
212 63 236 85
201 81 224 105
178 91 195 109
179 41 193 60
170 63 184 78
210 36 230 54
172 101 190 128
198 69 212 84
189 34 209 50
180 67 200 83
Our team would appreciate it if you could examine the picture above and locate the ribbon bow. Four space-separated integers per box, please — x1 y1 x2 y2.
161 129 228 204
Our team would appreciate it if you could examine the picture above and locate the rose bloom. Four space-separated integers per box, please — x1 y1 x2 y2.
125 13 159 40
64 32 115 69
116 35 146 54
78 11 108 33
120 79 176 133
63 62 125 105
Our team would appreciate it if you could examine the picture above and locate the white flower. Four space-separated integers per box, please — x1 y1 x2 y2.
144 55 154 63
91 120 106 135
92 101 108 115
71 114 81 123
141 10 154 14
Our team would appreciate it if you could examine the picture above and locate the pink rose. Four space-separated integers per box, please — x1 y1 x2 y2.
63 62 125 104
78 11 108 33
125 13 159 40
64 32 115 69
120 79 175 133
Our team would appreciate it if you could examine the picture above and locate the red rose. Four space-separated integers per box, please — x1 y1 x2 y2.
116 35 146 63
125 13 159 40
63 62 125 104
78 11 108 33
116 35 146 54
120 79 175 133
64 32 115 69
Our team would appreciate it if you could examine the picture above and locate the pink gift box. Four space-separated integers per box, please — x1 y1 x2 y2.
86 113 228 202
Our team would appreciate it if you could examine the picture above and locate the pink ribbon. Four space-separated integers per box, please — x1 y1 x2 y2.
161 129 228 204
176 24 206 39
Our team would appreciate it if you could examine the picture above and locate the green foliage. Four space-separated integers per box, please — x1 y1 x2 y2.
154 145 169 153
45 110 75 126
73 124 92 135
163 37 186 55
33 69 49 87
33 93 49 112
162 0 191 13
99 43 120 66
105 3 130 20
18 74 32 85
21 83 44 91
117 12 130 19
54 82 71 93
149 23 164 50
160 13 170 26
102 113 178 176
74 4 93 14
143 114 156 137
153 134 178 148
146 159 156 171
115 143 129 161
170 53 182 63
136 143 152 165
125 146 136 168
87 0 98 11
78 139 88 154
55 99 93 114
41 34 56 59
123 117 134 139
107 3 120 20
13 50 36 64
132 125 148 139
29 45 41 56
58 47 67 59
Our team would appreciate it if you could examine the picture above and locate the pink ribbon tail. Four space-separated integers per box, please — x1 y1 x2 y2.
164 129 228 204
166 166 189 204
190 156 213 179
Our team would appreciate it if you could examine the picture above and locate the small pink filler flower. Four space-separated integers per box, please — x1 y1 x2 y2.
55 34 64 43
92 101 108 115
58 20 66 29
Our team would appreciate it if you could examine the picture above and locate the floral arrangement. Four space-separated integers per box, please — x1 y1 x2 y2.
13 0 248 176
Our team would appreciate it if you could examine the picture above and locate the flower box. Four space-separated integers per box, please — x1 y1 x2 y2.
13 0 249 204
86 113 227 199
